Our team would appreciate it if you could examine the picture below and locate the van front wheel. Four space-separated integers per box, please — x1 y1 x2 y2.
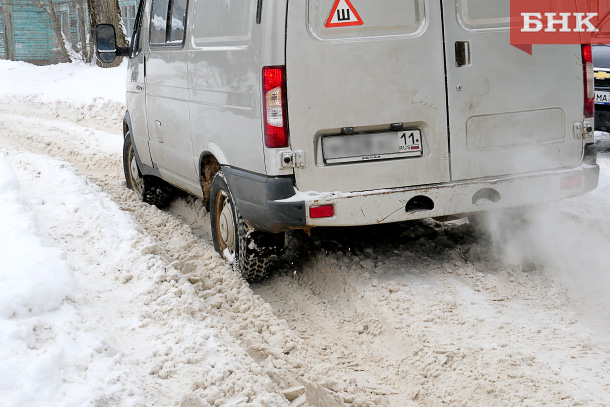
124 133 145 197
210 171 272 282
123 132 173 208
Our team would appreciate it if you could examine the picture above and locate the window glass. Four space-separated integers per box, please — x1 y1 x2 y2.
128 5 136 33
192 0 252 45
150 0 187 45
169 0 188 43
150 0 170 44
131 0 145 55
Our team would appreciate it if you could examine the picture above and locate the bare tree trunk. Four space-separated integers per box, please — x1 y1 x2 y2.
12 0 72 63
86 0 94 63
1 2 15 60
44 0 71 63
77 0 89 62
88 0 126 67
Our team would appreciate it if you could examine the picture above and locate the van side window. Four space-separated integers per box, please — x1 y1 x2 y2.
150 0 170 44
169 0 187 43
150 0 188 46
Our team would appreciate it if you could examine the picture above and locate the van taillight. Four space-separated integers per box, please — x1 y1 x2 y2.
582 44 594 118
262 66 289 148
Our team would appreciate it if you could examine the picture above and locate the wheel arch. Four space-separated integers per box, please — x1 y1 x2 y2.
199 147 226 208
123 110 160 178
123 111 132 139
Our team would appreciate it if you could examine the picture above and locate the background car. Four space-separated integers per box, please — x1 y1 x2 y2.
593 44 610 131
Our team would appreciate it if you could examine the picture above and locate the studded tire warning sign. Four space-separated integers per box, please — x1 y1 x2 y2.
325 0 363 28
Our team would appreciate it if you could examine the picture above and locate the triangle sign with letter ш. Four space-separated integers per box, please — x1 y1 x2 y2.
325 0 363 28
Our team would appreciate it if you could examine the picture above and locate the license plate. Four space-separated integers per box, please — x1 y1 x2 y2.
322 130 423 164
595 90 610 105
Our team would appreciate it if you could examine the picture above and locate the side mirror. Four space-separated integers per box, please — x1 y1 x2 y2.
94 24 129 63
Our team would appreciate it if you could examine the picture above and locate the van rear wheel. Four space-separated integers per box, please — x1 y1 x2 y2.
210 171 272 282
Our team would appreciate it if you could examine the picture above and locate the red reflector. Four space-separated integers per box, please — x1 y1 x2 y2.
582 44 592 64
310 205 334 219
561 175 583 190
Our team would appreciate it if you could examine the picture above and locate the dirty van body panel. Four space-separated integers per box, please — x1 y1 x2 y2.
287 0 586 194
126 54 153 167
286 0 451 193
260 0 292 176
187 0 266 175
147 50 201 193
146 0 200 195
443 0 584 180
126 0 153 167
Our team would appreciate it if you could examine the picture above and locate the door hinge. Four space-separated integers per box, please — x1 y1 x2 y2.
574 120 594 139
280 150 306 169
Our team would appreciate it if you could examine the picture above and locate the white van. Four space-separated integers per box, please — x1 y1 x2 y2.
96 0 599 281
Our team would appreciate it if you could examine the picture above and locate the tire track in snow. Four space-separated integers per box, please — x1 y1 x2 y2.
254 220 610 405
0 101 390 405
3 154 288 405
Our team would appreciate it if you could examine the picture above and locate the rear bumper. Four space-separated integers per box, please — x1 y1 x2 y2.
226 150 599 232
295 162 599 227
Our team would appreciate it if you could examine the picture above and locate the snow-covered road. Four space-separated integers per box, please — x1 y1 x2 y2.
1 62 610 406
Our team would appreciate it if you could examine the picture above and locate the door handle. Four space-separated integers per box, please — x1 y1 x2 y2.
136 85 143 91
455 41 471 67
156 120 163 143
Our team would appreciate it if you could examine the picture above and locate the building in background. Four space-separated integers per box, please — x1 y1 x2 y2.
120 0 137 35
1 1 58 63
0 0 137 64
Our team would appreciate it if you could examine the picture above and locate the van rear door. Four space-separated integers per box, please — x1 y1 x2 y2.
443 0 584 181
285 0 450 193
286 0 585 193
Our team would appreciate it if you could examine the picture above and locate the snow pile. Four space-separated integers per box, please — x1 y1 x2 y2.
595 131 610 150
0 60 126 104
0 60 127 125
2 149 288 407
0 152 145 407
0 156 76 318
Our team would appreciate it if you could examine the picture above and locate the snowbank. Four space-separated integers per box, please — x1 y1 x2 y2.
0 154 76 318
1 147 288 407
0 152 144 407
0 60 127 124
0 60 126 104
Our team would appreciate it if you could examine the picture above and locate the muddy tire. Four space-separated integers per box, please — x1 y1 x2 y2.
141 178 174 209
123 133 173 209
210 171 273 282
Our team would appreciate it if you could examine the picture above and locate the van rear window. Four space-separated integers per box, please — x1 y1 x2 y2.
308 0 425 41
